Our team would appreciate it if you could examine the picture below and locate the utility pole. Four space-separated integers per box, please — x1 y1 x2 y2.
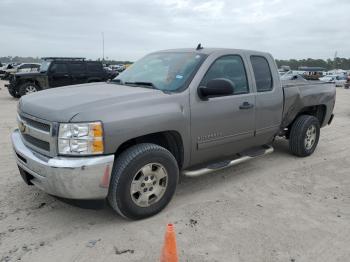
102 32 105 62
334 51 338 70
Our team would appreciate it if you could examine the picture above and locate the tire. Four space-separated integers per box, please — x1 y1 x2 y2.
108 143 179 220
19 82 40 97
8 89 20 98
289 115 320 157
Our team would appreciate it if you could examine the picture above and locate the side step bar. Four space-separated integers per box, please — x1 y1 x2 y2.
182 145 274 177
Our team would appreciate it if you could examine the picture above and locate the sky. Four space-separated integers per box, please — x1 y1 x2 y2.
0 0 349 61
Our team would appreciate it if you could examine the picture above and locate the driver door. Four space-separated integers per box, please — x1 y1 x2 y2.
190 54 256 165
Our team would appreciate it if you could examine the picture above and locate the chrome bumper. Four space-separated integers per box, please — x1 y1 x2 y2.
11 129 114 199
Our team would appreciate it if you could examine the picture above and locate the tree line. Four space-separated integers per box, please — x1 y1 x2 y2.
275 58 350 70
2 56 350 70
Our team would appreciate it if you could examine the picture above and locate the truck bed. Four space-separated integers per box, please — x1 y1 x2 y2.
281 80 336 128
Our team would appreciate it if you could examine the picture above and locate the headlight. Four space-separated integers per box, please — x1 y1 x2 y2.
58 122 104 155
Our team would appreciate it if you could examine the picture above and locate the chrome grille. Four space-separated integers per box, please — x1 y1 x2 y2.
22 134 50 151
17 113 55 157
20 115 50 132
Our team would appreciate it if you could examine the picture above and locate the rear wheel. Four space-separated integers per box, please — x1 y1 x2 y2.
19 82 40 96
108 143 179 220
289 115 320 157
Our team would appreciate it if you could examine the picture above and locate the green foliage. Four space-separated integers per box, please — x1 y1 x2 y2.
1 56 349 70
276 58 350 70
0 56 42 63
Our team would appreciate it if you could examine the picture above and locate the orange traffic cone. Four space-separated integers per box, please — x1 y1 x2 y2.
160 224 178 262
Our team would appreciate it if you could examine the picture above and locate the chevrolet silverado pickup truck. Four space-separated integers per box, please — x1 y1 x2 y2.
11 47 335 220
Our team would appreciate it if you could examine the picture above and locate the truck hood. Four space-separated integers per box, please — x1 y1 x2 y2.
18 82 163 122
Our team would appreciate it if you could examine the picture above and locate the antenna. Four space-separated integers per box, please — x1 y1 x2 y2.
196 43 203 50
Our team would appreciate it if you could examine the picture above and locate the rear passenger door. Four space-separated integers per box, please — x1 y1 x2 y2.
87 63 105 81
248 55 283 141
48 63 71 87
69 62 87 84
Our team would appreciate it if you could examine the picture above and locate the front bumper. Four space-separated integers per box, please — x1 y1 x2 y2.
11 129 114 199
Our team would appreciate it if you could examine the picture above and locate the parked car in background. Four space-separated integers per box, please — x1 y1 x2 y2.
334 75 348 87
6 57 108 97
12 47 335 219
110 64 126 72
298 67 325 80
1 63 41 80
280 71 307 81
104 67 119 80
282 74 307 82
0 63 7 78
17 63 41 73
319 74 347 87
0 63 15 80
319 75 336 83
344 76 350 89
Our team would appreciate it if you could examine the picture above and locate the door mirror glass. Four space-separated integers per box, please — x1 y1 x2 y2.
198 78 234 100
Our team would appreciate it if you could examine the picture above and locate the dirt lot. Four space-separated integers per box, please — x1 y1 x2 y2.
0 80 349 262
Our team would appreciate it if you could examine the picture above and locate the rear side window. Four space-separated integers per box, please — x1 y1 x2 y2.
19 64 29 69
69 63 85 73
250 56 273 92
50 63 68 74
87 63 102 72
201 55 249 95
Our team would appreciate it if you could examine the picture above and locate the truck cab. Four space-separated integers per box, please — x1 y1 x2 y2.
188 50 283 165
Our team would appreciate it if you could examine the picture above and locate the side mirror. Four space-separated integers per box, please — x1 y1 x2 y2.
198 78 234 100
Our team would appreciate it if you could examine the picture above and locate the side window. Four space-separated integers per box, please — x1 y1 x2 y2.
250 56 273 92
87 63 102 72
69 63 86 74
50 63 68 74
201 55 249 95
19 64 29 69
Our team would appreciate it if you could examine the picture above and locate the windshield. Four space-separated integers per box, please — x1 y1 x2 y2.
114 52 207 91
40 61 51 72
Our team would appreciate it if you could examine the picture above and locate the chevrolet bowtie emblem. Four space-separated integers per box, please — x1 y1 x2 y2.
19 121 26 133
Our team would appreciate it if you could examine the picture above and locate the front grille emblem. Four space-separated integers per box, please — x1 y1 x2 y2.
19 121 26 133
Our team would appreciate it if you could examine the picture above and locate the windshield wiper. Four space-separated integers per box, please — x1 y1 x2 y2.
124 81 158 89
111 80 171 94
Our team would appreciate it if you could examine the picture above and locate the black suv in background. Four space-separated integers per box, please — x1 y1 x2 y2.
6 57 108 97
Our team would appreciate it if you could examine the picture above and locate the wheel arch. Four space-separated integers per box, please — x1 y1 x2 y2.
290 104 327 127
114 131 184 169
17 79 42 90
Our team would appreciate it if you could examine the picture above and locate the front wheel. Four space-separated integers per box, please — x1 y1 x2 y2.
8 88 20 98
289 115 320 157
108 143 179 220
19 82 40 96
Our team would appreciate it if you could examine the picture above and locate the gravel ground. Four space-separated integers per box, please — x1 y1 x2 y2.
0 80 349 262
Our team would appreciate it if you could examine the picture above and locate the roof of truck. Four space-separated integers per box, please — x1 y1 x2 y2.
156 48 271 56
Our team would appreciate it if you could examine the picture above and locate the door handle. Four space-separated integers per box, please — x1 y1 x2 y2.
239 102 254 110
